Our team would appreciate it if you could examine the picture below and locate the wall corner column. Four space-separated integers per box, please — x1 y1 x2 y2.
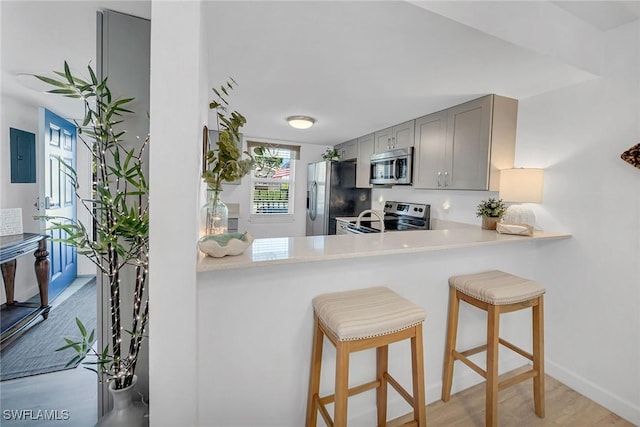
149 1 203 425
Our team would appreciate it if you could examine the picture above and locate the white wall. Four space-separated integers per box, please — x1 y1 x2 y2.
517 20 640 424
148 1 204 425
1 96 41 303
216 139 330 238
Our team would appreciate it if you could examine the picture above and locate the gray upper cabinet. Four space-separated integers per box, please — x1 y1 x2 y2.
413 94 517 191
356 133 374 188
413 110 448 189
335 139 358 161
374 120 415 153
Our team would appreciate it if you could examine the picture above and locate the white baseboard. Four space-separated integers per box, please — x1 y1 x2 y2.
546 359 640 426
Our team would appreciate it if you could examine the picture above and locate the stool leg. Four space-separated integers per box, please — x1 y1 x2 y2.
306 315 324 427
376 345 389 426
486 304 500 427
411 323 427 426
441 287 460 402
334 340 350 427
533 296 545 418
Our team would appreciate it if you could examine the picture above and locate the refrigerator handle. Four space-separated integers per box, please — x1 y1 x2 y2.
309 181 318 220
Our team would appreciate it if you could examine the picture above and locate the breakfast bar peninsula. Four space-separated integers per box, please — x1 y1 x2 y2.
195 222 570 426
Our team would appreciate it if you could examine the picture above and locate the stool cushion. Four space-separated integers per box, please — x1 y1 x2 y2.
312 287 425 341
449 270 545 305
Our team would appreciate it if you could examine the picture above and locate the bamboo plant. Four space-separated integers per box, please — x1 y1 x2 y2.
35 62 149 390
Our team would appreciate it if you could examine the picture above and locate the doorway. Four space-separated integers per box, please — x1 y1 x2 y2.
38 108 78 300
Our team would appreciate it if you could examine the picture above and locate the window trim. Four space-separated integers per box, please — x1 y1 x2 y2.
247 140 300 218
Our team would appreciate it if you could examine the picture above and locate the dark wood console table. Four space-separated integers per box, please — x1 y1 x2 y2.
0 233 50 344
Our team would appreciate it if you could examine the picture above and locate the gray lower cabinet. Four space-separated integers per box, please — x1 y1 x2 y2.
413 94 517 191
356 133 374 188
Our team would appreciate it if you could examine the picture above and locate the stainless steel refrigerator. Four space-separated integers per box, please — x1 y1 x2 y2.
306 161 371 235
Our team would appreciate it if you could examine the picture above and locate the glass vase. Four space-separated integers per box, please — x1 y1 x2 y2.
200 188 228 237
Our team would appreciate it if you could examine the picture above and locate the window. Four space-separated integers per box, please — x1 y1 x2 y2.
248 141 300 216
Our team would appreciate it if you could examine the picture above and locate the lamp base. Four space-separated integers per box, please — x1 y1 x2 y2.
503 204 535 226
498 204 536 236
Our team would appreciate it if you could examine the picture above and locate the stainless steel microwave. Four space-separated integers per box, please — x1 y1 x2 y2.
370 147 413 185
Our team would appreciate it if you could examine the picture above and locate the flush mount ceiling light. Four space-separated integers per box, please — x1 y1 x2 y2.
287 115 316 129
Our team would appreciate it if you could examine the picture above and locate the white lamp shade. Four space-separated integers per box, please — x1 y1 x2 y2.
499 168 544 203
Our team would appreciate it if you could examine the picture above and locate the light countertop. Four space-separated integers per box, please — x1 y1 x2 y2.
197 220 570 272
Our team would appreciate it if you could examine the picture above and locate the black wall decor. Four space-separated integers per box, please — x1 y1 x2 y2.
621 142 640 170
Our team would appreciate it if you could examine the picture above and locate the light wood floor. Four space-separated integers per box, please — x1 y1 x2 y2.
389 368 633 427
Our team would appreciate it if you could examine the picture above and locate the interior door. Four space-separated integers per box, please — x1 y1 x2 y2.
38 108 77 300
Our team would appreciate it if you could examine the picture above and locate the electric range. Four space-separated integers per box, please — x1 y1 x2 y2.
346 201 430 234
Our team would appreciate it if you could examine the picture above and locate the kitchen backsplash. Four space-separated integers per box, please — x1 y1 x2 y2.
372 186 499 225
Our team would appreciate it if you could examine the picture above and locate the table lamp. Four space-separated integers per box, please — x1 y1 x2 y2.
498 168 544 235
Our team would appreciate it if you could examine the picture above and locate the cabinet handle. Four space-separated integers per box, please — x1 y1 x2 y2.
444 171 449 187
437 172 442 187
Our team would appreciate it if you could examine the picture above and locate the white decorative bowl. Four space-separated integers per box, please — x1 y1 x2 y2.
198 232 254 258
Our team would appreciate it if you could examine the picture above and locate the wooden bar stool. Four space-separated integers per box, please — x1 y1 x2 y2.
306 287 427 427
441 270 545 427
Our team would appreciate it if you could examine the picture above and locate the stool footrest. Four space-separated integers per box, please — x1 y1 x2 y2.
315 372 418 426
453 350 487 378
316 396 334 427
316 379 383 426
460 344 487 357
499 338 533 361
453 338 535 381
318 379 381 406
384 372 415 408
498 368 538 392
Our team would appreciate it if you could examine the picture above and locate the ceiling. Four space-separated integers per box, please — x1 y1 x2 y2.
2 1 639 146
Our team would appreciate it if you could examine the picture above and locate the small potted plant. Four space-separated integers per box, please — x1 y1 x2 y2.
321 148 340 161
476 197 506 230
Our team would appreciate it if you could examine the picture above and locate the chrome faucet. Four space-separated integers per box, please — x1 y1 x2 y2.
355 209 385 232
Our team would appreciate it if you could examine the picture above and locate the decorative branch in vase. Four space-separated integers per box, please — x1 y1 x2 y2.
34 62 149 395
200 78 253 237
